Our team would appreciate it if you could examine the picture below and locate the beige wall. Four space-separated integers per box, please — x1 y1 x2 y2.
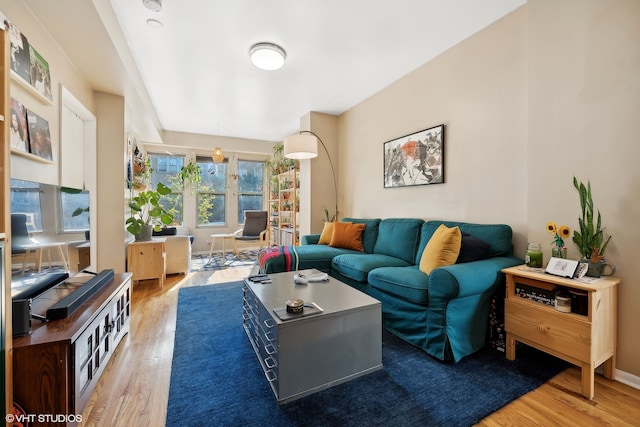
338 1 640 379
339 7 528 233
95 92 126 272
526 0 640 379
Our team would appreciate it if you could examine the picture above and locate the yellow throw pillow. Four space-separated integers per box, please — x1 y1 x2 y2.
329 221 366 252
419 224 462 275
318 221 335 245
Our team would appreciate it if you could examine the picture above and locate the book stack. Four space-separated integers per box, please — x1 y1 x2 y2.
515 283 556 307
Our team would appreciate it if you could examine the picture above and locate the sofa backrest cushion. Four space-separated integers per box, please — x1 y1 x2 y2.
341 218 381 253
416 220 513 264
373 218 424 264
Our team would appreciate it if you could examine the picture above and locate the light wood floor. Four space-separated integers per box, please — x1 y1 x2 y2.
81 267 640 426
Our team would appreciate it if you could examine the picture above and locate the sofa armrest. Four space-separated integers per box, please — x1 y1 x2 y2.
301 234 321 245
428 256 523 299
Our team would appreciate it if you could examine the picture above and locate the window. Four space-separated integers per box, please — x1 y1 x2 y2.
196 157 226 226
149 154 184 225
237 160 264 223
10 179 42 232
60 187 90 232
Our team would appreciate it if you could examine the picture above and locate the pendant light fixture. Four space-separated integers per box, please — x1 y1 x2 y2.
212 147 224 163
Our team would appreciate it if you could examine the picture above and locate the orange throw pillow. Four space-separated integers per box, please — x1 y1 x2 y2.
329 222 366 251
318 221 335 245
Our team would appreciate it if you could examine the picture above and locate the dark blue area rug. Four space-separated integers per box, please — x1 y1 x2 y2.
166 281 569 427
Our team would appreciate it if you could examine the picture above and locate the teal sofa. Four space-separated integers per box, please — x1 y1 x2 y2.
260 218 522 361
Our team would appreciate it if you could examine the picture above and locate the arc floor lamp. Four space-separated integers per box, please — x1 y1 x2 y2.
283 131 338 221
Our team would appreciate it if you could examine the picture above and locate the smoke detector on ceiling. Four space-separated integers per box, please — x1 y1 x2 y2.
142 0 162 12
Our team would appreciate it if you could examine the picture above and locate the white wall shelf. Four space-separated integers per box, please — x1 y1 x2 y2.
10 70 54 106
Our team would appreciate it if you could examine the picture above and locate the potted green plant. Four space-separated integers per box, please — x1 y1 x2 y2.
126 183 174 241
572 177 613 276
177 159 201 193
132 156 152 190
265 143 298 177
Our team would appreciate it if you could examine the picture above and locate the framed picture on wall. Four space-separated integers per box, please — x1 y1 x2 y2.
9 98 29 153
26 109 53 161
29 45 53 101
383 124 444 188
7 21 31 83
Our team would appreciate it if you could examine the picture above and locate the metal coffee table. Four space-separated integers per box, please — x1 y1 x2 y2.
242 269 382 404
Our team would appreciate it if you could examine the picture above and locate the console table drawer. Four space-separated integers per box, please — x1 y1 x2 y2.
506 298 591 362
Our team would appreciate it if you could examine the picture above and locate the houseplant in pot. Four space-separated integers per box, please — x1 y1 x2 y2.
572 177 614 277
126 183 174 241
177 159 201 193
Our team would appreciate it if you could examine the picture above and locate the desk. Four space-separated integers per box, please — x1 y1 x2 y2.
21 241 69 274
208 233 236 259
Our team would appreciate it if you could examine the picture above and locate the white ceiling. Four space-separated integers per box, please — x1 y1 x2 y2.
23 0 525 143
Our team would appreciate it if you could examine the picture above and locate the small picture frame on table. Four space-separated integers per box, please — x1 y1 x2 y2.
545 257 580 278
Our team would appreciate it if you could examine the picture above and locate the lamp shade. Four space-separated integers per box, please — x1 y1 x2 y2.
212 147 224 163
284 134 318 159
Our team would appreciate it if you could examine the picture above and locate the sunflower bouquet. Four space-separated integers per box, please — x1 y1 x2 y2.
546 222 570 259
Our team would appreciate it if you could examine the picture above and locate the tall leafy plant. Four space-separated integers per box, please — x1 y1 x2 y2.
126 183 174 236
572 177 612 261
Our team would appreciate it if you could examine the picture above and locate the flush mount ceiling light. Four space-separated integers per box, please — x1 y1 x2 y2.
146 18 164 29
142 0 162 12
250 43 286 71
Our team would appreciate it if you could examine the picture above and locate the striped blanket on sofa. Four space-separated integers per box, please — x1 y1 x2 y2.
257 246 299 273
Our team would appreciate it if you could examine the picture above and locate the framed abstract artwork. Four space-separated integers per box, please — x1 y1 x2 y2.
383 124 444 188
26 109 53 161
9 97 29 153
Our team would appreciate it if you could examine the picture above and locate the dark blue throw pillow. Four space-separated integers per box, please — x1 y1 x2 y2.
456 232 491 263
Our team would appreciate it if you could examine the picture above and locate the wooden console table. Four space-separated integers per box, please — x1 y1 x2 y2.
12 272 132 425
502 265 619 399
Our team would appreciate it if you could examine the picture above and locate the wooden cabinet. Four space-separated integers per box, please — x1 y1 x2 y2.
502 265 620 399
12 273 132 425
269 169 299 246
127 238 166 288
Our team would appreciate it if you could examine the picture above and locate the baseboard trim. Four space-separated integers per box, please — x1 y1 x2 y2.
615 369 640 390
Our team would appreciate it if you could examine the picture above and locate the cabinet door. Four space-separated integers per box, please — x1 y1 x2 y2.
131 242 164 278
14 342 71 416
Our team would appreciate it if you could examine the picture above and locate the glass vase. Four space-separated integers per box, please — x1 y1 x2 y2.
551 246 567 259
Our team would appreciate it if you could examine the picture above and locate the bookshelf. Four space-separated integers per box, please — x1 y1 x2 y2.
269 169 299 246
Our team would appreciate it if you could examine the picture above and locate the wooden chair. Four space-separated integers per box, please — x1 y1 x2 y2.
233 210 268 255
